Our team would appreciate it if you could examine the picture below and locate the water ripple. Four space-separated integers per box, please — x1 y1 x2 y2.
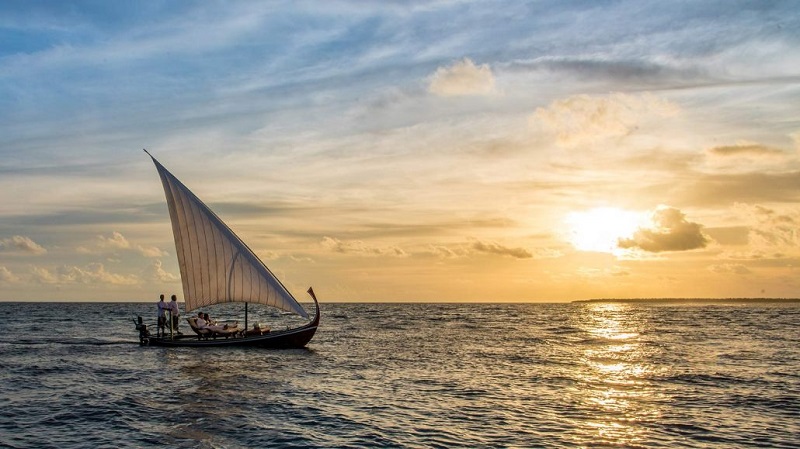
1 302 799 447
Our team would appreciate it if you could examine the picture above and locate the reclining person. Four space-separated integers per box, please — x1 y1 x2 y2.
203 313 217 326
195 311 233 332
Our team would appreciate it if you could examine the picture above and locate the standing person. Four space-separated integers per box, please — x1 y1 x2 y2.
169 294 182 335
156 294 168 338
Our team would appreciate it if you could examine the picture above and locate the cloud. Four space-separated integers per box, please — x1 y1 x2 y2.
0 266 20 283
717 204 800 261
31 263 139 285
424 241 556 260
704 226 750 246
509 57 708 87
142 259 180 282
30 266 58 284
618 206 710 252
670 171 800 206
576 266 631 278
471 240 532 259
738 204 799 248
321 234 539 261
0 235 47 255
709 263 752 275
427 245 462 259
136 245 169 258
703 142 791 172
97 231 131 249
531 92 679 146
792 132 800 150
321 236 406 257
97 232 168 257
707 143 787 157
428 58 497 97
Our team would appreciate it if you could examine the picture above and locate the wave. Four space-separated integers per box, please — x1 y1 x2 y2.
2 302 799 448
3 339 138 346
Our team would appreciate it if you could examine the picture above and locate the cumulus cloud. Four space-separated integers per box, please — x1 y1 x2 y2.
30 266 58 284
428 58 497 97
136 245 169 258
736 204 799 249
531 92 679 146
321 236 406 257
0 266 20 282
31 263 139 285
97 232 168 257
618 206 710 252
427 245 462 259
471 240 532 259
98 231 131 249
0 235 47 255
142 259 180 282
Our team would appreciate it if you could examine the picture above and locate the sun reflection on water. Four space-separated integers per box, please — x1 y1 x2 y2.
572 302 664 447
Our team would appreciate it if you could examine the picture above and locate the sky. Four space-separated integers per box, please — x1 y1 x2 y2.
1 1 799 302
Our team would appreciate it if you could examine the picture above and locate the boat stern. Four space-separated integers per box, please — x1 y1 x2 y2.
133 316 151 345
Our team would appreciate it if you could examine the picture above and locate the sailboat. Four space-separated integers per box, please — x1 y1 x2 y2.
134 150 319 348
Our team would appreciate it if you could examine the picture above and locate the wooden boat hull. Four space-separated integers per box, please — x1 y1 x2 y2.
136 296 320 349
143 323 318 348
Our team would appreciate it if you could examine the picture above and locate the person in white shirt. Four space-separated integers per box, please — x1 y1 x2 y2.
155 294 169 338
195 311 228 332
168 295 182 335
195 311 207 329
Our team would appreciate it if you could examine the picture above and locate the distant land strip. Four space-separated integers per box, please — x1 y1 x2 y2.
573 298 800 304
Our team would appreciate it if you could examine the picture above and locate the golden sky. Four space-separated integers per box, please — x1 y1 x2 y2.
1 2 799 301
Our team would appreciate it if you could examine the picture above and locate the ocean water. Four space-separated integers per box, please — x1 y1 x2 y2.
1 301 799 448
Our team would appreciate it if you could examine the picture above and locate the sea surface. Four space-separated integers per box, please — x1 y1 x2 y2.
1 301 799 448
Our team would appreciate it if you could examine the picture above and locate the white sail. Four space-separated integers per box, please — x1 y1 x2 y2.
148 154 309 318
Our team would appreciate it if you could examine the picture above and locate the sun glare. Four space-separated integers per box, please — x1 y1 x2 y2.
566 207 645 254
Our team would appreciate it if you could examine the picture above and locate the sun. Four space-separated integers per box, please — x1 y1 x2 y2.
566 207 645 254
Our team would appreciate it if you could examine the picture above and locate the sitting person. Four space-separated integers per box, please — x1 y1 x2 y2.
245 322 271 336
